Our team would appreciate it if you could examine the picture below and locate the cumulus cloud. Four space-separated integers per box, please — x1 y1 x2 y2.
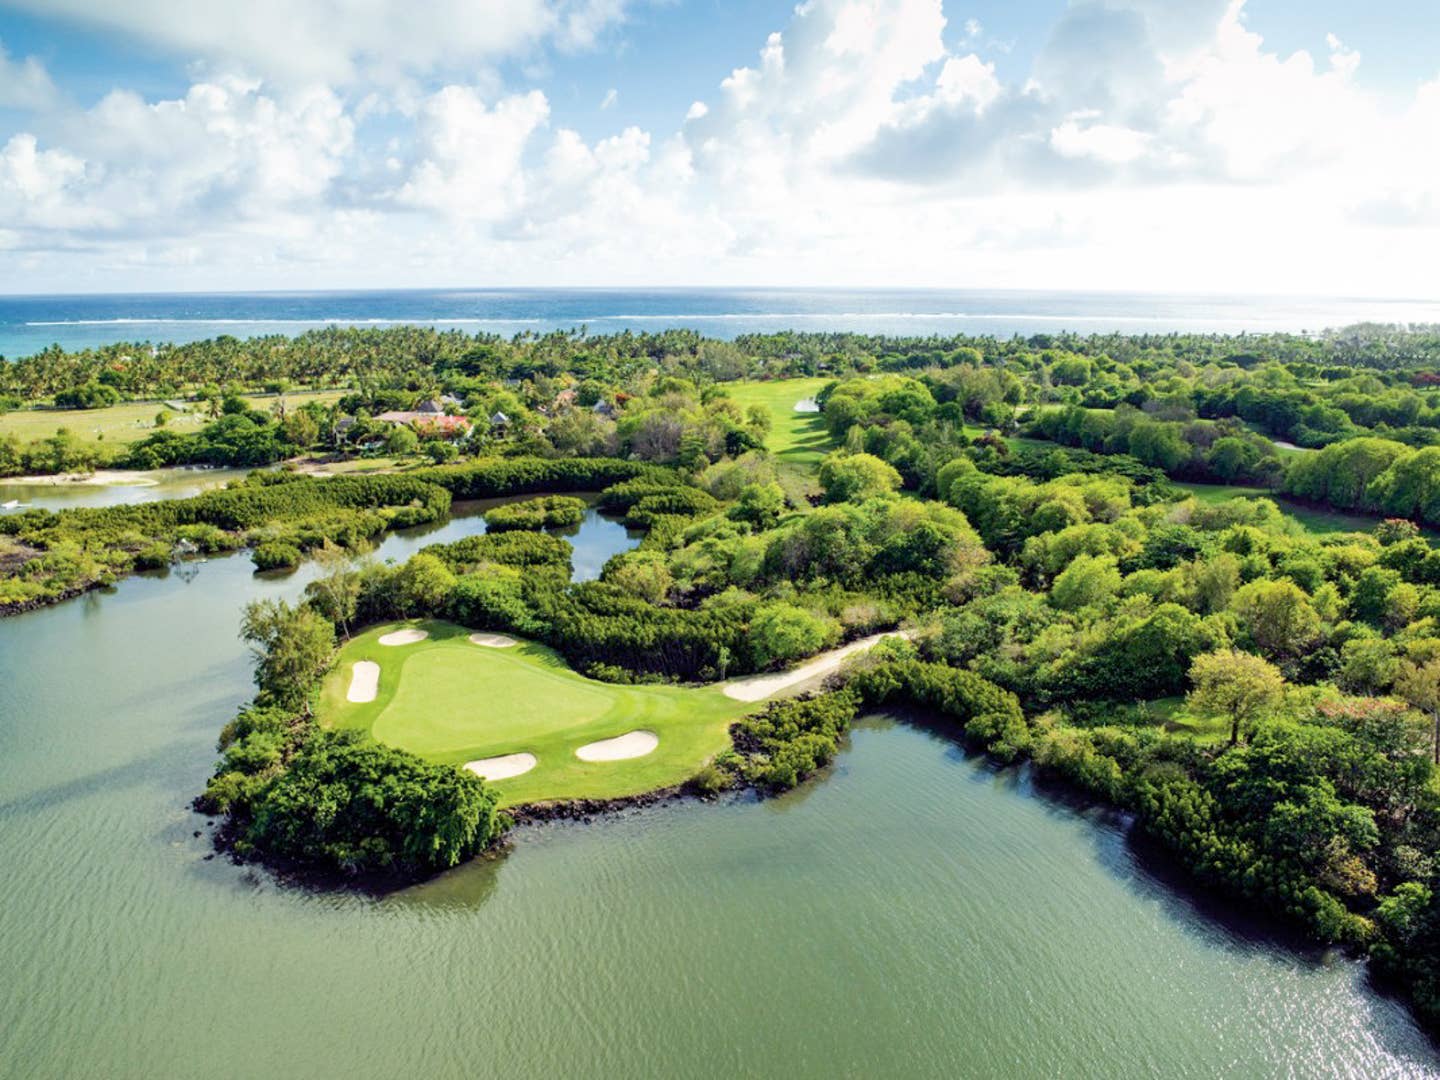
1 0 1440 296
0 0 633 84
0 39 56 110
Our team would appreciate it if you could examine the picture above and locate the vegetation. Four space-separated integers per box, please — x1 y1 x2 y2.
7 321 1430 1030
317 621 744 806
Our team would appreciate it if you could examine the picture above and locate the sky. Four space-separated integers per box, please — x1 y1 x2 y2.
0 1 1437 297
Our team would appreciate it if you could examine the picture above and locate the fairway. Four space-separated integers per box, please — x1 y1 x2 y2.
318 620 746 806
724 378 834 468
0 389 346 447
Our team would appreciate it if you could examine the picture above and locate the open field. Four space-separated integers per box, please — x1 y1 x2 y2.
1171 481 1399 537
724 378 834 467
317 620 746 806
0 389 346 446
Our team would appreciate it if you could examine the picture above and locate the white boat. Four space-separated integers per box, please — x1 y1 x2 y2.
0 500 25 510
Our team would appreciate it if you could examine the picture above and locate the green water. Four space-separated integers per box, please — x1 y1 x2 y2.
1 515 1438 1077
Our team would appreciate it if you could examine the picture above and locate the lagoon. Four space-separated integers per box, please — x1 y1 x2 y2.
0 504 1437 1077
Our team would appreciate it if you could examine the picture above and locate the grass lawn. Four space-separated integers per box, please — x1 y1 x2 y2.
1171 481 1390 537
317 620 747 806
0 389 345 447
724 377 834 469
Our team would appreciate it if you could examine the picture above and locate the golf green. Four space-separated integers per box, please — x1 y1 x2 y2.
318 620 746 806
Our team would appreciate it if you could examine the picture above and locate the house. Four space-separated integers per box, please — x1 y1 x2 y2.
415 399 445 414
375 410 473 438
489 411 510 433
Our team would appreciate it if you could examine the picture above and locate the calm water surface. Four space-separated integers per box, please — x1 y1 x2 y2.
1 508 1438 1077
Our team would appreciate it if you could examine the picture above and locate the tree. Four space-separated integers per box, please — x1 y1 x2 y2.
240 599 335 709
1188 648 1287 746
1049 554 1121 611
748 603 840 669
394 552 457 616
1230 579 1321 660
306 541 365 638
1395 658 1440 764
385 425 419 455
817 452 902 503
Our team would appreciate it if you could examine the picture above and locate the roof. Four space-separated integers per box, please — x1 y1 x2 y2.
490 411 510 424
416 399 445 413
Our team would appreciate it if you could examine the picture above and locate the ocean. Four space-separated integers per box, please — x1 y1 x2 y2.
3 287 1440 358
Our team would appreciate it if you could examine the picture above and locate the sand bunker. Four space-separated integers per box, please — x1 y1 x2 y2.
723 631 909 702
468 632 518 648
346 660 380 703
378 628 429 646
575 730 659 762
794 397 820 413
463 752 538 781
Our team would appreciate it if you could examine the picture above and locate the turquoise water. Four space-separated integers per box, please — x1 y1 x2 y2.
0 505 1437 1075
6 287 1440 357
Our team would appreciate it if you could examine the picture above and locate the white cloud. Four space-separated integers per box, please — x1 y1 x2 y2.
395 87 549 219
600 87 618 109
0 40 57 110
0 0 632 85
2 0 1440 297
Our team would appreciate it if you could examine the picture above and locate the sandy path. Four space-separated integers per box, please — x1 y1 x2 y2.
575 730 659 762
378 628 429 646
723 631 909 702
346 660 380 703
469 632 518 648
464 752 537 781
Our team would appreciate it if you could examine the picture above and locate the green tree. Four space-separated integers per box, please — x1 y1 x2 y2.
240 599 335 709
1230 579 1321 660
817 452 902 503
1187 648 1287 745
1395 658 1440 764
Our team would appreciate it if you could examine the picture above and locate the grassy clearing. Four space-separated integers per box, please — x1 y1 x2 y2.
1171 481 1388 537
317 620 746 806
0 390 345 447
725 378 834 469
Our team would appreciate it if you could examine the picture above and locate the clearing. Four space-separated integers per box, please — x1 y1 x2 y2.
317 620 746 806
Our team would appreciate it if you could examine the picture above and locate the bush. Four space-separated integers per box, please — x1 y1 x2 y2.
252 541 302 571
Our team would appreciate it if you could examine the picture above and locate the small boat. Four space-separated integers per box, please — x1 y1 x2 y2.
0 500 25 510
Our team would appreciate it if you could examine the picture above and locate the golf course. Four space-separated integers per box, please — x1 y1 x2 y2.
317 619 748 806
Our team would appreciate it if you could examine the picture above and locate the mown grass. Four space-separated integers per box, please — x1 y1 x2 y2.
1171 481 1390 537
0 390 345 447
317 619 746 806
724 378 834 468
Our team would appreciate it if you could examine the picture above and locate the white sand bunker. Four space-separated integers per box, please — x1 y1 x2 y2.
378 628 429 646
794 397 820 413
463 752 537 781
575 730 659 762
468 632 518 648
346 660 380 703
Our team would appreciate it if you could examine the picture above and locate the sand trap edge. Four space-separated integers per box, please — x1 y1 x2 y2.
575 730 659 762
469 632 519 648
378 628 429 646
463 752 538 781
346 660 380 703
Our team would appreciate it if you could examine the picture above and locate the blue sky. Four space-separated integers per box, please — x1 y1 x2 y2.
0 1 1437 295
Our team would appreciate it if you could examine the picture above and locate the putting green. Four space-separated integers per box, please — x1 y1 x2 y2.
317 620 747 806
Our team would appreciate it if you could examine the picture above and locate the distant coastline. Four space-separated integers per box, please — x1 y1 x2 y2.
4 286 1440 358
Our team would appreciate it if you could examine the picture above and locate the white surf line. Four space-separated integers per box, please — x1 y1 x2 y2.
574 730 659 762
722 631 910 703
468 632 519 648
378 628 429 646
464 752 537 781
347 661 380 703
